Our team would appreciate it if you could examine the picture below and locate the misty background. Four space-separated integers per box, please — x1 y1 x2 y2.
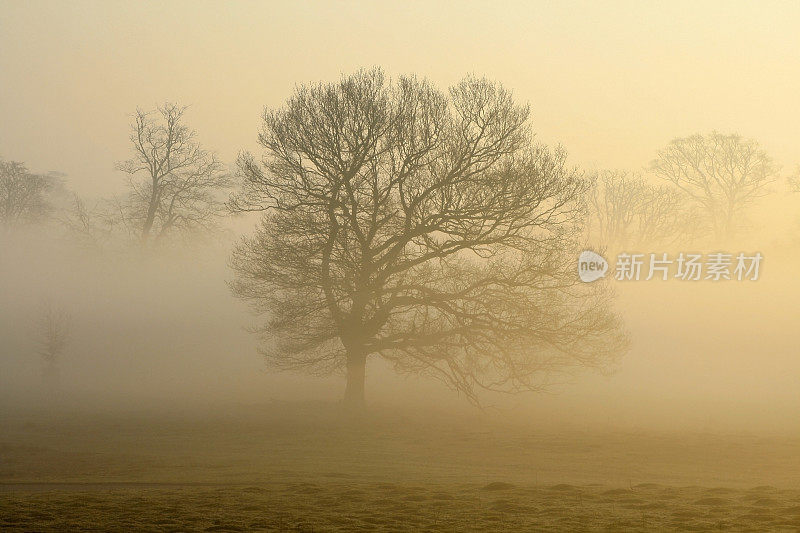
2 0 800 433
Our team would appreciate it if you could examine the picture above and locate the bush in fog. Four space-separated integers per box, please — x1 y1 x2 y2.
35 302 71 390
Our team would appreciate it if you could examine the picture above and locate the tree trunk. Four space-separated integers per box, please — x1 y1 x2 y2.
724 199 736 241
343 351 366 409
141 176 159 243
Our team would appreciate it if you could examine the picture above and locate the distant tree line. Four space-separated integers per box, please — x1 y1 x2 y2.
2 103 232 248
585 132 782 254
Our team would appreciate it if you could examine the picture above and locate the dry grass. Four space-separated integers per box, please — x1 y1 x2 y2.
4 482 800 531
2 403 800 531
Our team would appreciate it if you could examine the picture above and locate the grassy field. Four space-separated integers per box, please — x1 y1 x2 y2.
2 402 800 531
5 482 800 531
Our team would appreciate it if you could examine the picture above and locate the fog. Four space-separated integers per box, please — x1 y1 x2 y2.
2 201 799 434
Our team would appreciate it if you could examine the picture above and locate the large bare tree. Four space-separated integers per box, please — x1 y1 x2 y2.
586 170 696 252
116 103 230 244
0 158 61 229
650 132 778 240
230 69 627 407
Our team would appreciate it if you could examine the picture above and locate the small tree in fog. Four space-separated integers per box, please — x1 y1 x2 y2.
650 133 778 240
230 69 628 407
586 171 696 252
36 304 71 389
0 158 61 229
116 103 231 244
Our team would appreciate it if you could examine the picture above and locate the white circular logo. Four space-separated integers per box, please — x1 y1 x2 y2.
578 250 608 282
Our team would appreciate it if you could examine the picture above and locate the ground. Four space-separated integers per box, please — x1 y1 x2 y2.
2 402 800 531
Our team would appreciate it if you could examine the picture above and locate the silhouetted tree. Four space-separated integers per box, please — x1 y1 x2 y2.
116 103 230 244
230 69 627 407
0 158 61 229
650 133 778 240
586 170 696 252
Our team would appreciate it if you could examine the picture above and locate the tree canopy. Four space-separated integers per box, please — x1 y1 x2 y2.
650 132 778 240
230 69 628 406
116 103 231 244
0 158 61 229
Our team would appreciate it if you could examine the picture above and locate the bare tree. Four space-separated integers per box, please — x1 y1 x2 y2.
0 158 61 229
650 132 778 240
36 303 71 389
586 170 696 252
116 103 231 244
230 69 628 407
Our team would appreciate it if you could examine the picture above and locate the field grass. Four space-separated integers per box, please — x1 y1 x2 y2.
2 402 800 531
5 482 800 531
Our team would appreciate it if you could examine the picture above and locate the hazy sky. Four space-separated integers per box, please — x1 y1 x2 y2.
2 0 799 196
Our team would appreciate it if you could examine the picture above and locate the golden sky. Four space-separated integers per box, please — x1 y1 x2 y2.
1 0 799 196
